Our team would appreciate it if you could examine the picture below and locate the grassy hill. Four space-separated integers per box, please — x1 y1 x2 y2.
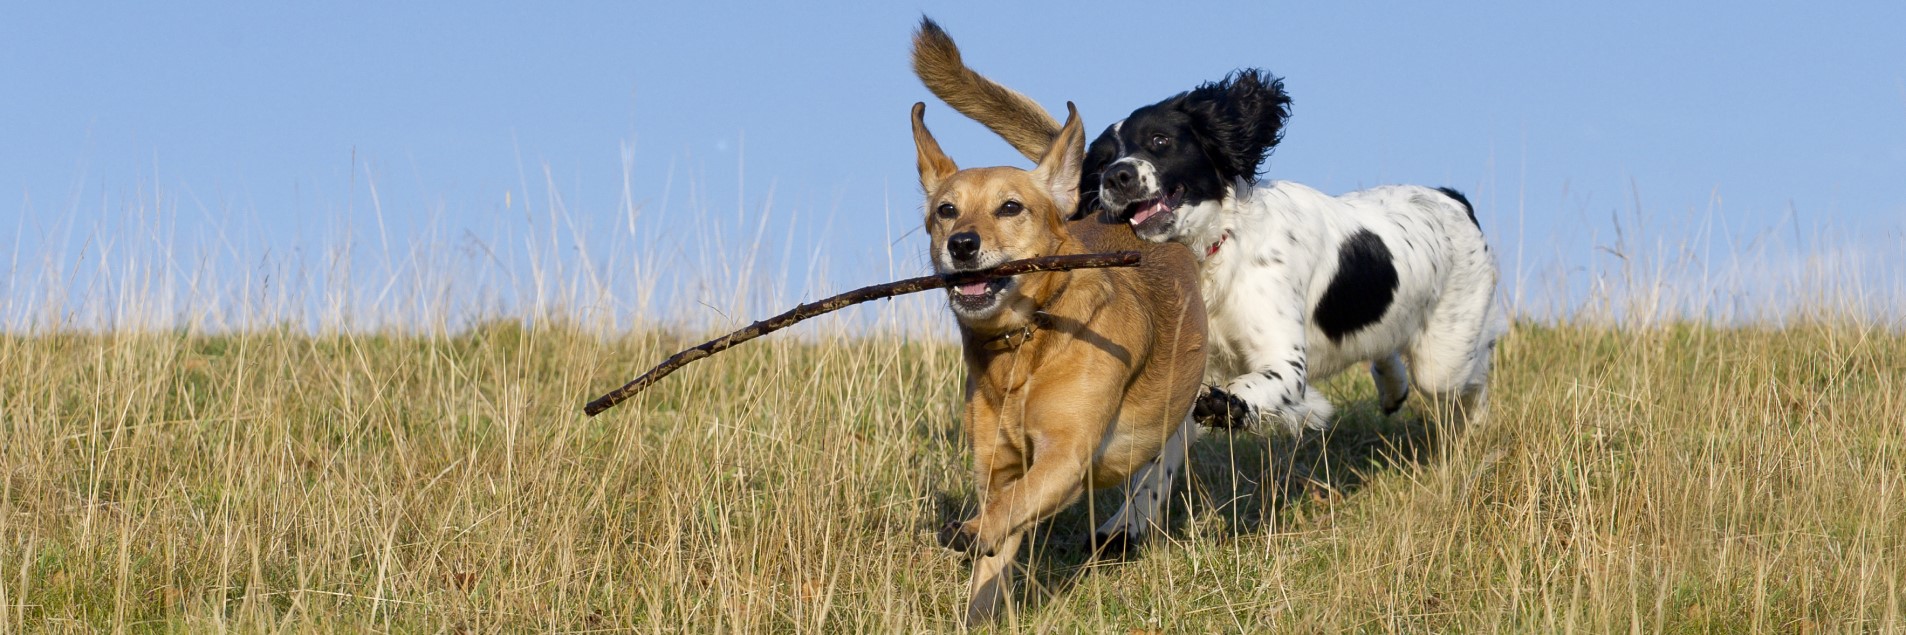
2 317 1901 631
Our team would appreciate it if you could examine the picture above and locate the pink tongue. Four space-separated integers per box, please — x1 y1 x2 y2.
1129 199 1168 225
956 281 989 296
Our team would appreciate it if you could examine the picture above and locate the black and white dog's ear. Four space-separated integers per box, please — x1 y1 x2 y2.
1179 69 1292 183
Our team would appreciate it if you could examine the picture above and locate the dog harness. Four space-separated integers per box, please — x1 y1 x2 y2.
980 312 1052 351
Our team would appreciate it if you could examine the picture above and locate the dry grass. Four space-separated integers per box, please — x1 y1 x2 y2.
4 164 1902 631
2 313 1902 632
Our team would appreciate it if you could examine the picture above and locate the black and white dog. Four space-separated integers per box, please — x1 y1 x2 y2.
914 21 1503 437
1097 70 1502 434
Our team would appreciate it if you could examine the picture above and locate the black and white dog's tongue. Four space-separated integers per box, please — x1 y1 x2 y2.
1128 189 1183 226
1130 199 1171 225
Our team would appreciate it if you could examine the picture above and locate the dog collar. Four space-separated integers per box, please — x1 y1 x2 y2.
981 313 1052 351
1205 232 1230 258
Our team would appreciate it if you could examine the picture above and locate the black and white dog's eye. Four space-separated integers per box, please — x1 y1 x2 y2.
936 203 958 219
997 200 1023 217
1150 134 1170 150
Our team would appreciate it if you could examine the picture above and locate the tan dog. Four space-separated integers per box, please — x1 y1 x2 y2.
913 101 1207 623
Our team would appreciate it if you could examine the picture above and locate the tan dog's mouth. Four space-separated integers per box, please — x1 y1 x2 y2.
948 277 1013 313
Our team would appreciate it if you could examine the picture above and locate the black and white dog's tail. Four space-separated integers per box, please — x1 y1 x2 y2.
1433 186 1479 228
911 17 1061 163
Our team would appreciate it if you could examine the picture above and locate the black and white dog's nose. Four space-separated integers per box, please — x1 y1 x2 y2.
947 231 981 263
1106 163 1138 191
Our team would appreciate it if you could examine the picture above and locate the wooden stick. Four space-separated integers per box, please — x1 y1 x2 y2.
584 250 1142 416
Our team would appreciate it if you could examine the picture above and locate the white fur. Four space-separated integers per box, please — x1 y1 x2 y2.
1180 179 1505 434
1093 415 1196 542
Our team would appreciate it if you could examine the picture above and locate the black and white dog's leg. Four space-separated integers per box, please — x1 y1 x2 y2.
1200 336 1333 435
1407 257 1503 430
1372 353 1410 416
1093 415 1197 554
1443 335 1496 427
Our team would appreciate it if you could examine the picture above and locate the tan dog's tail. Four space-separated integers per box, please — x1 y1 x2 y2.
912 17 1061 163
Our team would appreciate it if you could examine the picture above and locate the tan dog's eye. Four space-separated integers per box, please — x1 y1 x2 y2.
997 200 1023 217
1150 134 1170 150
936 203 957 219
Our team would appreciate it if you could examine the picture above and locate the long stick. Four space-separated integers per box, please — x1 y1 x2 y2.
584 251 1142 416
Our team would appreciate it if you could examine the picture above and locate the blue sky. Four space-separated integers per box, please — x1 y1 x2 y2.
4 2 1903 325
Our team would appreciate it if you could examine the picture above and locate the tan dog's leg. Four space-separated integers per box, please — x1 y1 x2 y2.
947 412 1033 624
964 530 1025 624
940 406 1027 551
961 388 1116 620
963 439 1090 625
1093 414 1197 551
969 402 1110 556
974 439 1028 504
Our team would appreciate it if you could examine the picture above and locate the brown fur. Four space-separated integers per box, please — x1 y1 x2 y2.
913 102 1206 623
911 18 1062 164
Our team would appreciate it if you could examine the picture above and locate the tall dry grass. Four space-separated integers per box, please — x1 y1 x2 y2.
1 172 1902 631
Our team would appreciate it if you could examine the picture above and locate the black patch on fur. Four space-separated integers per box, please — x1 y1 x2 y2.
1313 229 1399 343
1435 186 1477 228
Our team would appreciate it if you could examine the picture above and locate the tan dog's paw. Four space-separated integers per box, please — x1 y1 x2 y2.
942 519 1009 557
937 520 977 552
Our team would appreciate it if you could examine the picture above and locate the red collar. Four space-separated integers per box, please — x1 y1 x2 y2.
1205 232 1230 258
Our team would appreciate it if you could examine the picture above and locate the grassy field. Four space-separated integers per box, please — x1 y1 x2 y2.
2 314 1902 632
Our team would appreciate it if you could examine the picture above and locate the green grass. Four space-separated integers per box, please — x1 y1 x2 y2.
2 319 1902 632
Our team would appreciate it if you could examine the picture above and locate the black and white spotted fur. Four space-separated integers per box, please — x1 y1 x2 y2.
1095 70 1505 435
1074 73 1503 547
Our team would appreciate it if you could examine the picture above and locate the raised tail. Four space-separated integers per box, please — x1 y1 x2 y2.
911 17 1062 162
1433 186 1478 228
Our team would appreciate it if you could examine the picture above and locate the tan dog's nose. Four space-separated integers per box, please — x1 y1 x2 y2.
947 231 981 263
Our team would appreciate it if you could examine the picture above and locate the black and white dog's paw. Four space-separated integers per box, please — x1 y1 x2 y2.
1380 385 1410 416
1091 530 1138 559
1193 386 1254 429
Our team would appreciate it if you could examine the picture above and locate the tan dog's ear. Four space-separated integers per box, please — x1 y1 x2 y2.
1030 101 1085 216
913 102 959 194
